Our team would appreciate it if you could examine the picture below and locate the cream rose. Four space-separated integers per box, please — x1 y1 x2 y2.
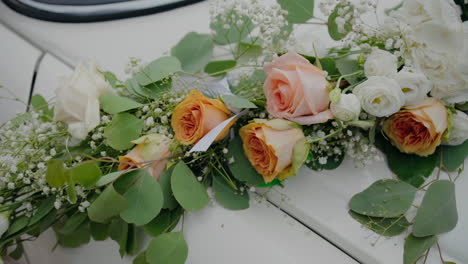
171 90 233 145
383 98 448 156
239 119 306 183
118 134 172 180
446 110 468 146
263 52 333 125
364 49 398 77
353 76 405 117
394 67 432 106
54 62 113 139
330 94 361 121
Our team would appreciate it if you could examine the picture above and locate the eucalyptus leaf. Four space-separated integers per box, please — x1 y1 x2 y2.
375 132 439 187
143 208 183 237
103 71 119 88
109 218 128 257
134 251 149 264
104 113 144 151
159 167 178 210
413 180 458 237
96 171 126 187
90 221 109 241
335 59 361 84
221 94 257 109
171 32 214 73
349 211 410 237
99 94 142 114
403 234 437 264
29 196 55 226
120 170 164 226
68 161 102 189
204 60 237 77
237 42 262 63
56 221 91 248
306 151 344 171
456 102 468 111
328 4 353 40
66 182 77 204
440 140 468 171
146 232 188 264
225 134 264 185
60 212 88 235
46 159 67 188
319 57 339 76
277 0 314 23
171 162 209 211
9 240 23 260
350 179 417 218
210 13 254 45
5 216 29 237
134 56 181 86
126 224 138 255
30 94 48 111
88 184 128 223
212 175 249 210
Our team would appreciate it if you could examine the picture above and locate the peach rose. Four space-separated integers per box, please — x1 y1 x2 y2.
263 52 333 125
171 90 233 145
239 119 306 183
383 98 448 156
118 134 172 180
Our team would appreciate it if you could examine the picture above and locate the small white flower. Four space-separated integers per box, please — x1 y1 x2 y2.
54 200 62 210
142 105 150 112
160 116 168 124
154 108 163 114
446 110 468 146
394 67 432 106
353 76 405 117
249 187 256 192
222 148 228 154
364 49 398 77
228 157 235 164
197 176 203 182
330 94 361 121
318 157 328 165
7 183 15 190
145 117 155 127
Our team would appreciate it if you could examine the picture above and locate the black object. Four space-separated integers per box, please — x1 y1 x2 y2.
2 0 205 23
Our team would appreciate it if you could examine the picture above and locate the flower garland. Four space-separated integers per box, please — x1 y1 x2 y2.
0 0 467 263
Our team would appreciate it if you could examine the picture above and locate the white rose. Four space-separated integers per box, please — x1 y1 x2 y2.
330 94 361 121
0 211 10 238
353 76 405 117
446 110 468 146
394 67 432 106
54 62 114 139
364 49 398 77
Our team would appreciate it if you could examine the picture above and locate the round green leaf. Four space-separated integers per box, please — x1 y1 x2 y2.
171 32 214 72
133 251 149 264
69 161 102 189
5 216 29 237
328 4 353 40
159 168 178 210
108 218 128 257
96 171 126 187
146 232 188 264
349 211 410 237
46 159 67 188
99 94 142 114
212 175 249 210
204 60 237 76
278 0 314 23
88 185 128 223
441 140 468 171
171 162 209 211
60 212 88 235
413 180 458 237
225 135 264 185
120 171 164 226
210 13 254 45
143 208 183 237
104 113 144 151
90 221 109 241
350 179 417 217
134 56 181 86
29 196 55 226
403 234 437 264
221 94 257 109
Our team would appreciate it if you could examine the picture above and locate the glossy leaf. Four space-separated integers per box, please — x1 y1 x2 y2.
90 221 109 241
350 179 417 217
88 185 128 223
99 94 142 114
171 32 214 72
68 161 102 189
159 167 178 210
171 162 209 211
349 211 410 237
375 133 439 187
278 0 314 23
403 234 437 264
225 135 264 185
146 232 188 264
46 159 67 188
204 60 237 76
210 13 254 45
120 171 164 226
328 4 353 40
212 175 249 210
104 113 144 151
221 94 257 109
134 56 181 86
29 196 55 226
413 180 458 237
440 140 468 171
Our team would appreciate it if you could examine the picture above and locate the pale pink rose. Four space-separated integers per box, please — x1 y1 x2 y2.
263 52 333 125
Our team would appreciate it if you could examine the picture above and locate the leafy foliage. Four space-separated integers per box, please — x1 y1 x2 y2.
134 56 181 86
146 232 188 264
88 185 128 223
403 234 437 264
277 0 314 23
225 134 264 185
413 180 458 237
204 60 237 77
144 207 183 237
328 4 353 40
440 140 468 171
171 32 214 72
68 161 102 189
99 94 142 114
221 94 257 109
349 211 410 237
211 13 254 45
104 113 144 151
171 162 210 211
212 175 249 210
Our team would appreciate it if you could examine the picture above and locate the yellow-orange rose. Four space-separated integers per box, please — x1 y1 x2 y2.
171 90 233 145
118 134 172 180
383 98 448 156
239 119 306 183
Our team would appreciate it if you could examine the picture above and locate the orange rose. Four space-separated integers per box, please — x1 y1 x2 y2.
239 119 306 183
383 98 448 156
171 90 232 144
118 134 172 180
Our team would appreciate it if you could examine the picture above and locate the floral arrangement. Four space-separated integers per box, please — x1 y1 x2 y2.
1 0 467 263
